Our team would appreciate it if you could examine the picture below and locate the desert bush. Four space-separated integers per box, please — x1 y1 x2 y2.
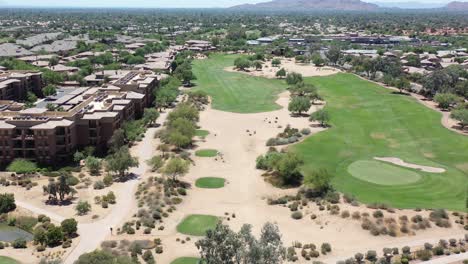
416 249 432 261
93 180 105 190
321 243 331 255
291 211 303 220
341 210 350 218
373 210 384 218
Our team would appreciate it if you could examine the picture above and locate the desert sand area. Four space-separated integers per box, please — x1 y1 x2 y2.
374 157 446 173
103 91 466 264
225 58 340 78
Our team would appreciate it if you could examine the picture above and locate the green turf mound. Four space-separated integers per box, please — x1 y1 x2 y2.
195 149 218 157
348 160 422 186
0 256 19 264
171 257 203 264
177 214 219 236
195 177 225 188
195 129 210 138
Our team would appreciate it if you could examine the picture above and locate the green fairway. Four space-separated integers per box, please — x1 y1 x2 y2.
177 214 219 236
348 160 422 186
0 256 19 264
292 73 468 211
171 257 203 264
192 54 285 113
195 177 225 188
195 129 210 138
195 149 218 157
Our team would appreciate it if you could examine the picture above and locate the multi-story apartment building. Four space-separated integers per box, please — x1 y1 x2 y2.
0 71 43 101
0 85 147 166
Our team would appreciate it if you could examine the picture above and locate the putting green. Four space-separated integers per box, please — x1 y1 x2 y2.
171 257 203 264
195 149 218 157
348 160 422 186
195 129 210 138
195 177 225 189
177 214 219 236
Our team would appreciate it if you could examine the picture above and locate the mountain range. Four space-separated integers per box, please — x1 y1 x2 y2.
230 0 468 11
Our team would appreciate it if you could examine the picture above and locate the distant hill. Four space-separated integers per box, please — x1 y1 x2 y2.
229 0 379 11
369 1 445 9
444 1 468 10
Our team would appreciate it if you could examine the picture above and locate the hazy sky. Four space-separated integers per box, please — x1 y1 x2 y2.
0 0 456 8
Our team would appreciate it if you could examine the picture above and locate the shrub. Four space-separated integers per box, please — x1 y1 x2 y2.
300 128 311 135
366 250 377 261
75 200 91 215
93 180 105 190
373 210 384 218
12 238 27 248
416 249 432 261
402 246 411 254
341 210 350 218
155 246 163 254
321 243 331 255
291 211 303 220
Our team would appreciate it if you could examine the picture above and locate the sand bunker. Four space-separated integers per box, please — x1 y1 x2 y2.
374 157 446 173
225 58 339 79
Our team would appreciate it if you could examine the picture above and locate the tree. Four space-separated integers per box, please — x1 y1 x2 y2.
0 193 16 214
451 108 468 129
143 108 160 126
253 60 263 70
7 159 37 175
61 218 78 237
288 96 311 115
395 78 411 93
106 146 138 181
273 152 304 185
163 157 189 182
33 227 47 246
234 57 251 71
75 200 91 216
196 222 244 264
42 85 57 96
310 109 330 127
311 53 325 66
75 250 135 264
286 72 303 86
271 58 281 67
46 225 64 247
433 93 461 110
146 156 164 172
49 56 59 66
258 222 285 263
304 169 334 196
276 68 286 79
108 129 126 152
326 46 341 65
85 156 101 175
196 222 285 264
57 175 72 202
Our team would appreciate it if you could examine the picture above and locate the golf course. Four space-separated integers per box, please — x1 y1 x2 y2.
193 54 468 211
193 54 285 113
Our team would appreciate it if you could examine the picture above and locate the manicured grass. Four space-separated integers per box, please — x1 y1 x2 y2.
195 129 210 138
192 54 286 113
171 257 203 264
195 177 225 188
177 214 219 236
195 149 218 157
292 73 468 210
348 160 422 186
0 256 19 264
